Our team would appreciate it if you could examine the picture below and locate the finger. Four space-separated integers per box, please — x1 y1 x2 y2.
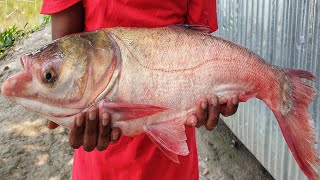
110 127 121 144
205 97 220 131
195 98 208 128
185 115 198 127
69 113 85 149
83 106 99 152
47 121 59 129
221 95 239 117
96 112 111 151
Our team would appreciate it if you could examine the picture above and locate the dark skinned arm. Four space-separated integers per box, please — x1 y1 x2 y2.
51 2 84 40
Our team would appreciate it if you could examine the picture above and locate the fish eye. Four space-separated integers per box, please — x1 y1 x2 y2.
41 64 57 83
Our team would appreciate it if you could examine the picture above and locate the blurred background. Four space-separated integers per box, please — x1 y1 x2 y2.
0 0 43 31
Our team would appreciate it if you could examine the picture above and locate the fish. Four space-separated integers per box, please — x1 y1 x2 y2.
1 26 318 179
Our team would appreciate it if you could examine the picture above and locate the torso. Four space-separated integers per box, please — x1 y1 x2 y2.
82 0 188 31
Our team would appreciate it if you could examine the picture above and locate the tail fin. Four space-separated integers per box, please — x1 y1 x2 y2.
268 68 318 179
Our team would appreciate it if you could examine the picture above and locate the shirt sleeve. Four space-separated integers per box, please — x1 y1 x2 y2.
185 0 218 33
40 0 81 14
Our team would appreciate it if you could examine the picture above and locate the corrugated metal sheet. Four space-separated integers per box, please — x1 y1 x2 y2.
214 0 320 179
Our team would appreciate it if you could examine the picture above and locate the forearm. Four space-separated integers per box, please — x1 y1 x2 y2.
51 2 85 40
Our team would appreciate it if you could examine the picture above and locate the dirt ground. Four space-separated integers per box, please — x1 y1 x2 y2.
0 26 274 180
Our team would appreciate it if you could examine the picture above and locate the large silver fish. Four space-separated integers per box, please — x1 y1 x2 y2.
1 26 318 179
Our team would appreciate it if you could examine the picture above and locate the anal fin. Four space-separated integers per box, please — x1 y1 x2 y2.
144 117 189 163
146 133 180 163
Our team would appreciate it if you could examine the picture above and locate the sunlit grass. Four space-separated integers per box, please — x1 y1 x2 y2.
0 25 24 54
0 0 44 31
0 15 50 55
0 0 47 55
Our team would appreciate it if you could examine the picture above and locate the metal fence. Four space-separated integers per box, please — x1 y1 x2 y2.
214 0 320 179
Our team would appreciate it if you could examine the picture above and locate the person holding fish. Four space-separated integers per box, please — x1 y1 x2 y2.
40 0 239 179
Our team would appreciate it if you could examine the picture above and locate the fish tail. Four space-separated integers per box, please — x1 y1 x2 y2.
265 68 318 179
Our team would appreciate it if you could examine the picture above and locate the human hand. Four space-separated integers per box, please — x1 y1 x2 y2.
186 95 238 130
47 106 121 151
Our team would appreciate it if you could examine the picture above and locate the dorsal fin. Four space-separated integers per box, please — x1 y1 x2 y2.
173 24 211 33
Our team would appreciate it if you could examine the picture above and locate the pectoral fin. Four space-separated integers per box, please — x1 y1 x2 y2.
99 101 169 120
144 117 189 163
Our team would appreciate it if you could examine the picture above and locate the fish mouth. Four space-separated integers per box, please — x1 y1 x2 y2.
20 55 32 70
12 96 87 127
6 96 79 128
1 56 33 97
20 56 26 69
1 71 32 97
13 97 82 119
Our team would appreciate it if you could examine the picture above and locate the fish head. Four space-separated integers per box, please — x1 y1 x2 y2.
1 30 120 126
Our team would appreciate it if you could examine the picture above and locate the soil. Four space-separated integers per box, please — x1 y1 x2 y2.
0 26 274 180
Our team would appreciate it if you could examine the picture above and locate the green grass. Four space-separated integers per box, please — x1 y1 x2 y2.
0 25 25 55
0 0 44 30
0 15 51 56
29 15 51 33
